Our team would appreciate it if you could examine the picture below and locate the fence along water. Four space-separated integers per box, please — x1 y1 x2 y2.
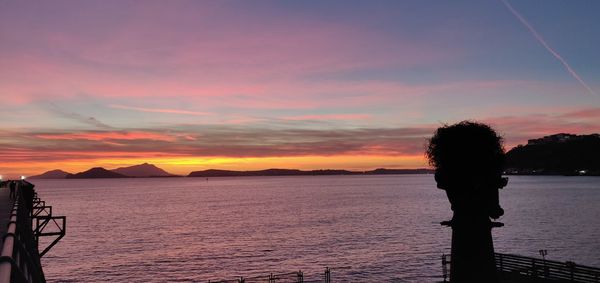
208 267 337 283
0 180 66 283
442 253 600 283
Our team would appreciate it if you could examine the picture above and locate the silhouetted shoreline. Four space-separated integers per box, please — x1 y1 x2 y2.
187 168 433 177
25 132 599 179
506 133 600 176
30 167 434 179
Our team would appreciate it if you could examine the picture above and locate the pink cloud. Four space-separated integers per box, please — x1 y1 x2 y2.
0 106 598 173
282 114 371 121
35 131 175 142
0 4 459 109
560 108 600 120
483 108 600 148
108 104 212 116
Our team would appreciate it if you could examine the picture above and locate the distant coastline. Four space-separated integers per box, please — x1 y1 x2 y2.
30 167 433 179
505 133 600 176
28 133 600 179
187 168 433 178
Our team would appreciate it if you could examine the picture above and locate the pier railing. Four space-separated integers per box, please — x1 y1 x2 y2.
442 253 600 283
0 181 66 283
0 184 45 283
208 267 334 283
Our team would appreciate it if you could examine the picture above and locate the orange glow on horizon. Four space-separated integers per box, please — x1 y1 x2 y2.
0 155 428 178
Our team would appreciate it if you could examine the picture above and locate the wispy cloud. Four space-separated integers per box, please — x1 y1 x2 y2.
48 104 112 129
5 106 600 166
484 107 600 147
0 126 434 164
35 131 176 142
560 108 600 120
501 0 596 96
109 104 212 116
2 106 599 176
282 114 371 121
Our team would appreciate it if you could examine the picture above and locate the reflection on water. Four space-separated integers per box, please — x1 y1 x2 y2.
33 175 600 282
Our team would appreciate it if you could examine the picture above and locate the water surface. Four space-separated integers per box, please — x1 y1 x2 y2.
33 175 600 282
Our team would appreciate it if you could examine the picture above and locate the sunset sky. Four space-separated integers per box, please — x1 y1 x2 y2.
1 0 599 177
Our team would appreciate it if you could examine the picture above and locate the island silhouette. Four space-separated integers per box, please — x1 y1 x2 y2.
27 132 599 179
111 162 174 177
29 169 71 179
30 165 432 179
65 167 127 179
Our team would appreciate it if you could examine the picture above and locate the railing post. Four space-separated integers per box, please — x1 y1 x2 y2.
442 254 448 282
324 267 331 283
566 261 575 281
499 253 503 272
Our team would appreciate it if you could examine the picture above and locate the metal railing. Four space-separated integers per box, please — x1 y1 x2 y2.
0 184 45 283
495 253 600 283
31 193 65 258
442 253 600 283
0 180 66 283
208 267 335 283
208 271 304 283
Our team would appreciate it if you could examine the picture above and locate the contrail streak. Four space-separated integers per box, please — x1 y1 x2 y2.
501 0 596 95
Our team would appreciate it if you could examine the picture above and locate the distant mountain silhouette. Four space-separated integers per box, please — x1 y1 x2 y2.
32 165 433 179
506 133 600 176
111 163 175 177
29 169 72 179
188 168 433 177
66 167 128 179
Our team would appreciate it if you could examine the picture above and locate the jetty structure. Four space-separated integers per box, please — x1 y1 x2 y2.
0 179 65 283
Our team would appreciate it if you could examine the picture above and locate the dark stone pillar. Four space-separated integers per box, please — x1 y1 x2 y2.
449 215 498 283
426 121 508 283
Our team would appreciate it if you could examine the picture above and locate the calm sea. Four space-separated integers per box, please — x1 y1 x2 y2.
33 175 600 282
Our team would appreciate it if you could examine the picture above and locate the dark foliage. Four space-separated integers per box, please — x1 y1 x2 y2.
506 134 600 175
427 121 505 177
